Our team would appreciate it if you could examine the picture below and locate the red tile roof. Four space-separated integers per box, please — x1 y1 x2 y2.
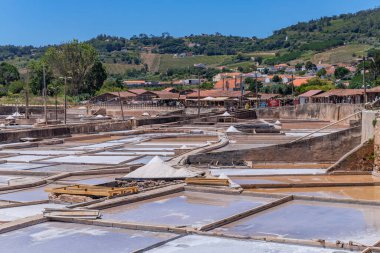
313 89 364 98
298 90 323 98
186 90 252 99
109 91 136 98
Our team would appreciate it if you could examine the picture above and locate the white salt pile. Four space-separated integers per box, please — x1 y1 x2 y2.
221 111 231 117
275 120 282 125
5 115 14 120
142 112 150 116
219 173 240 188
180 145 189 149
95 114 104 118
124 156 198 179
12 112 22 117
226 126 241 133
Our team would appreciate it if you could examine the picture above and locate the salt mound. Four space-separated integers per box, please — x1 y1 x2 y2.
222 111 231 117
226 126 241 133
95 114 104 118
130 116 136 120
124 156 198 179
5 115 14 120
180 145 189 149
275 120 282 125
12 112 22 117
219 173 241 188
142 112 150 116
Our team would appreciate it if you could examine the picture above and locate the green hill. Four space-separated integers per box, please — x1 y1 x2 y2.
1 7 380 72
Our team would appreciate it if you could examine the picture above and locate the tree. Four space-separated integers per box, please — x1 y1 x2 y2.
272 75 282 83
245 77 263 92
47 80 62 121
334 67 350 79
0 62 20 85
317 68 327 77
297 77 335 93
44 40 98 95
199 82 214 90
83 61 107 95
28 60 54 95
305 61 317 71
295 62 303 71
8 80 25 94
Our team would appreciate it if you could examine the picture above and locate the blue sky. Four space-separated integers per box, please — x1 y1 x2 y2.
1 0 380 46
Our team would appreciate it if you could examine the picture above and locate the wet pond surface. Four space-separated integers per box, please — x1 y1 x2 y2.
147 235 356 253
249 185 380 201
213 200 380 245
231 175 380 185
102 192 272 228
0 222 176 253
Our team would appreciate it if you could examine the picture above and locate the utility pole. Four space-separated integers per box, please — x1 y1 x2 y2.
43 64 47 125
363 56 367 104
59 76 71 125
64 77 67 124
255 71 259 108
197 73 201 118
240 74 243 108
25 70 29 119
118 91 125 121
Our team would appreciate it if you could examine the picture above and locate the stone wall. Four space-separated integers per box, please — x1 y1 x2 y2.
187 126 362 165
0 120 132 143
256 104 363 122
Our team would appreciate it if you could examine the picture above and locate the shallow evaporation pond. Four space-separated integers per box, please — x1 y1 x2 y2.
210 168 326 176
1 155 52 163
0 203 64 222
213 200 380 245
0 175 41 186
0 222 177 253
249 186 380 201
230 175 380 185
27 164 105 172
101 192 272 228
58 174 124 185
114 147 176 151
0 163 49 171
0 150 82 156
98 151 175 156
127 156 171 165
67 142 123 150
146 235 356 253
137 142 206 147
42 155 137 165
0 184 62 202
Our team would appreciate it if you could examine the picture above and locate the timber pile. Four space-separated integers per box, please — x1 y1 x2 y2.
45 184 138 198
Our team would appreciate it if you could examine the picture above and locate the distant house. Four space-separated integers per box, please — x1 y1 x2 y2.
292 76 314 87
312 89 364 104
298 90 323 104
180 79 201 85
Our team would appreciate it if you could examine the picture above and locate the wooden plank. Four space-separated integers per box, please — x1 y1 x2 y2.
185 178 230 186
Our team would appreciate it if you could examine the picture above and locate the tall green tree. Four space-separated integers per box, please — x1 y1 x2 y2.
28 60 54 95
0 62 20 85
83 61 107 95
334 67 350 79
44 40 98 95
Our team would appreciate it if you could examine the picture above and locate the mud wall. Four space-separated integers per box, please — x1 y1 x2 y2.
256 104 363 122
187 126 362 165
